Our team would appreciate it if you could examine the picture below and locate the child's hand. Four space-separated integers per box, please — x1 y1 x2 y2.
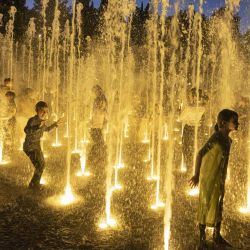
189 175 199 188
56 117 64 126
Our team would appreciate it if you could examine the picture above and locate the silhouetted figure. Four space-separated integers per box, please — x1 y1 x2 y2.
189 109 239 249
87 85 107 176
23 101 63 190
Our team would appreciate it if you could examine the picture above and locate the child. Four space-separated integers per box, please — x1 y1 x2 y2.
23 101 63 189
189 109 239 249
3 91 17 158
90 84 108 146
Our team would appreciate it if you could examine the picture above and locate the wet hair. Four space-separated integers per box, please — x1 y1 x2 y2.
4 78 12 83
35 101 48 112
214 109 239 131
24 87 34 96
191 87 202 97
92 84 104 96
5 91 15 98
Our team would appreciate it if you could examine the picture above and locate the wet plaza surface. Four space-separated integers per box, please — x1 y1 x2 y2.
0 142 249 250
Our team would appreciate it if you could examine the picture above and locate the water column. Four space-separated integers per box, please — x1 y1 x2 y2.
63 20 70 138
164 2 179 248
152 0 168 210
147 0 159 181
27 18 36 88
113 5 127 190
180 4 194 172
99 0 128 229
50 1 62 147
5 6 16 80
73 3 84 153
189 0 204 196
41 0 49 100
0 14 4 79
60 0 77 205
7 6 16 80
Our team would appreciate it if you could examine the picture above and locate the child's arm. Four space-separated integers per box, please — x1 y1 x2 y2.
44 122 58 132
44 117 64 132
24 118 45 134
189 153 202 188
189 133 217 187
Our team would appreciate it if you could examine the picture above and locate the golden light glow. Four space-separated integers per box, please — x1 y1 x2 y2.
40 177 47 185
18 138 24 151
80 139 89 144
0 160 9 165
147 175 159 181
52 143 62 147
124 119 129 138
142 136 150 144
164 226 170 250
151 201 165 210
239 207 250 214
188 187 199 196
76 170 91 177
111 184 122 192
180 155 187 173
99 217 117 229
239 188 250 214
72 149 81 154
0 142 4 163
162 123 169 141
60 185 76 205
114 163 124 169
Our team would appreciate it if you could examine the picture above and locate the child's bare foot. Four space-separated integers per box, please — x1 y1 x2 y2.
213 234 233 248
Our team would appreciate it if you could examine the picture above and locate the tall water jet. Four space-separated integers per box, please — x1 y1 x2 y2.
50 0 62 147
6 6 16 80
152 0 168 210
63 20 70 138
41 0 49 100
179 4 194 173
164 2 179 248
73 2 84 153
147 0 159 181
26 18 36 88
188 0 204 196
61 0 77 205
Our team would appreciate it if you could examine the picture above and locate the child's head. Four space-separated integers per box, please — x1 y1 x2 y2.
4 78 13 90
92 84 104 97
24 87 35 98
214 109 239 132
35 101 49 120
5 91 16 101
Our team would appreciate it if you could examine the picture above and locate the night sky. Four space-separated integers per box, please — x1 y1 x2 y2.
25 0 250 33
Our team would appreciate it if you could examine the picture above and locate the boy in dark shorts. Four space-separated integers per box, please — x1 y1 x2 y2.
23 101 63 189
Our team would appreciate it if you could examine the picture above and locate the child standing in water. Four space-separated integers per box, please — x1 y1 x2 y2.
23 101 63 190
4 91 17 158
189 109 239 249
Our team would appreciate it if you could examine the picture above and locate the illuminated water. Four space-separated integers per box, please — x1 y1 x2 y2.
0 0 249 249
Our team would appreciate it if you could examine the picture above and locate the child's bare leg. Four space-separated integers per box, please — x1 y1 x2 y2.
199 224 207 249
26 150 45 188
213 222 232 247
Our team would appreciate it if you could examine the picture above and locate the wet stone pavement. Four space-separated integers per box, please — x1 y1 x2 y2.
0 142 249 250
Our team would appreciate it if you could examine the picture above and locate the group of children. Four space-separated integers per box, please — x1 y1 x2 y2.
0 77 241 249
